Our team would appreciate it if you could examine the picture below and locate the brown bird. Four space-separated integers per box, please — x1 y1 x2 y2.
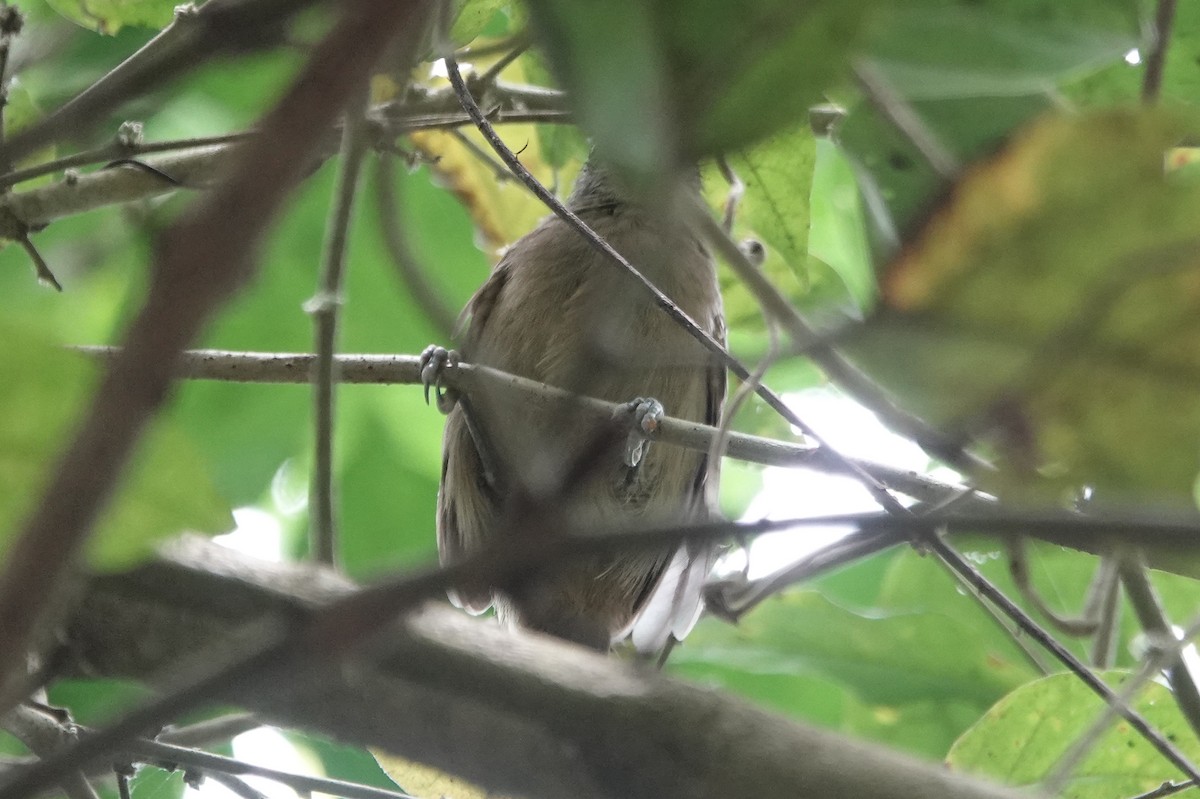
426 158 725 652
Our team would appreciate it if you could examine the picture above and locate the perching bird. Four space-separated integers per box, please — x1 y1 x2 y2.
426 158 725 652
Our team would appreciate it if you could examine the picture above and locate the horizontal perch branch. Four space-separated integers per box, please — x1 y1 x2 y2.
76 345 981 509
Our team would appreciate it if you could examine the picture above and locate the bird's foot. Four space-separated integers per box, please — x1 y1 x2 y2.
419 345 461 414
614 397 665 468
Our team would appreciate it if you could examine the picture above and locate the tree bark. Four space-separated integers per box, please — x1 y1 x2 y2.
63 537 1035 799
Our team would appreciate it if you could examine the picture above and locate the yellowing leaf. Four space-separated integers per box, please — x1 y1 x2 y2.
845 108 1200 501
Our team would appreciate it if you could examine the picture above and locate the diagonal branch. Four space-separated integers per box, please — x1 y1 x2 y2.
0 0 432 716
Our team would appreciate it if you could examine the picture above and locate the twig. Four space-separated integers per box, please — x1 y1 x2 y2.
692 198 984 477
0 0 432 720
2 144 232 227
74 346 988 508
374 155 459 336
852 59 959 179
931 536 1200 784
16 234 61 291
0 88 570 227
1043 655 1166 795
441 53 917 516
206 772 266 799
308 81 372 567
1119 551 1200 741
447 127 515 183
122 735 419 799
1 705 99 799
1129 780 1196 799
716 157 744 232
0 132 250 190
1089 557 1122 668
0 0 316 168
474 34 531 85
1143 0 1178 103
1043 610 1200 794
158 713 261 748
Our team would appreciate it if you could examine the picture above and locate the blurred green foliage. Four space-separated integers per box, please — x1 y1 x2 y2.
5 0 1200 796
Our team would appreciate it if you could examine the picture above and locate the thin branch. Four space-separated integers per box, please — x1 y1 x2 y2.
448 127 516 183
206 772 266 799
309 81 372 567
1119 551 1200 741
0 91 570 228
1129 780 1196 799
16 234 61 291
374 155 459 337
693 205 986 478
158 713 261 748
0 0 432 717
852 59 959 179
75 346 989 509
1089 557 1122 668
931 536 1200 784
122 736 419 799
2 144 232 227
1044 610 1200 794
1142 0 1178 103
0 132 250 190
474 34 531 85
1043 655 1166 795
716 156 744 232
0 0 317 168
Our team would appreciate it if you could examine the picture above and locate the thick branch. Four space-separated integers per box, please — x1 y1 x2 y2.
63 538 1032 799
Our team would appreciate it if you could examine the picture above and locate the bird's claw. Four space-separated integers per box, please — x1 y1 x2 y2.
616 397 665 468
420 345 460 414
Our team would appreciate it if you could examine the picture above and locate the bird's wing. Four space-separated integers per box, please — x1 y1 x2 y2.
435 259 514 613
631 308 727 653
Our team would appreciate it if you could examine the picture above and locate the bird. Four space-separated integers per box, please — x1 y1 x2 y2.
424 157 725 653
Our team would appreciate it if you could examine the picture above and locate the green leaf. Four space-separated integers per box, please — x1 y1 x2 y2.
524 0 874 185
846 108 1200 501
810 138 874 312
450 0 509 46
44 0 175 34
728 125 816 280
1068 0 1200 108
0 326 232 570
863 0 1144 99
948 671 1200 797
674 590 1033 708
